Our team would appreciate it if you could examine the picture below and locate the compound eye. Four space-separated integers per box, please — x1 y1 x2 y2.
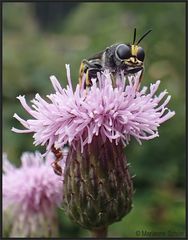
137 47 145 61
116 44 131 60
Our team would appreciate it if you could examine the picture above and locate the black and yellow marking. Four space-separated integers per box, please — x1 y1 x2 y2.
78 29 152 90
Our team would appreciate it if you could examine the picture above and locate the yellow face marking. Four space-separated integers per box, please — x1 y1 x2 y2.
131 45 139 56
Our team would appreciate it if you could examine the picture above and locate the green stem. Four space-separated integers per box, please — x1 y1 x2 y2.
91 226 108 238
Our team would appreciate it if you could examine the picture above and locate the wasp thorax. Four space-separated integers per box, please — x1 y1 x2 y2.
62 136 134 230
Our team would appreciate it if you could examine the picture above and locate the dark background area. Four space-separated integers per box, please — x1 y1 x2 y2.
3 2 186 238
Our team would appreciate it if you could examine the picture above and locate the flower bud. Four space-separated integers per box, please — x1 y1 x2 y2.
62 136 133 230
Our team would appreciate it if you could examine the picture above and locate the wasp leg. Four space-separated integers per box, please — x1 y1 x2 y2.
79 59 103 89
79 60 87 86
79 59 94 86
88 68 103 82
110 72 117 88
134 68 144 91
83 67 104 89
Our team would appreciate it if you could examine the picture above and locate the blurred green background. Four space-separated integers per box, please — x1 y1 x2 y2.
3 2 186 238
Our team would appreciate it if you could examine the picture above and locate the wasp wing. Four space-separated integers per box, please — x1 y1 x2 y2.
88 50 104 61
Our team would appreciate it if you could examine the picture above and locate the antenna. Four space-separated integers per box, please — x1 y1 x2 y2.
137 29 152 44
133 28 137 45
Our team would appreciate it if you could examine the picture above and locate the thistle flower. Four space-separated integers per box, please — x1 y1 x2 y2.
12 65 175 154
12 65 175 235
3 151 63 237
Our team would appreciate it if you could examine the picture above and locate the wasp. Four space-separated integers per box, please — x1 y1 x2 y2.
79 28 152 90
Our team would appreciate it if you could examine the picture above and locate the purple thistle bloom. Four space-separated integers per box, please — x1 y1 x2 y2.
12 65 175 154
11 64 175 233
3 151 63 237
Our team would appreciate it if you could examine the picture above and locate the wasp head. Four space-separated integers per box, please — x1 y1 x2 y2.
114 28 152 74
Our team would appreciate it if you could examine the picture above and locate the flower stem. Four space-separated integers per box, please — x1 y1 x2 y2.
91 226 108 238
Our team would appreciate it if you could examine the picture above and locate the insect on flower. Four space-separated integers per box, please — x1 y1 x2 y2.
79 28 152 90
51 143 69 176
12 65 175 232
51 144 63 176
52 29 152 173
